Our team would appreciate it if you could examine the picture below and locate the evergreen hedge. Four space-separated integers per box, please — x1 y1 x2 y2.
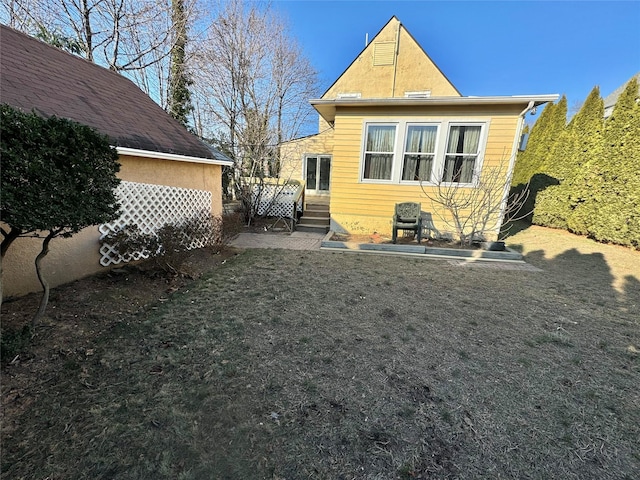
511 77 639 249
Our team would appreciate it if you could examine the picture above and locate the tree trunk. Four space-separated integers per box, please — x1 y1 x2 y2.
0 226 22 310
82 0 93 61
1 226 21 258
32 231 56 329
168 0 191 125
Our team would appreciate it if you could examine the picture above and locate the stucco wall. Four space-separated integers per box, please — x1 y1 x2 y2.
118 155 224 214
323 18 460 100
279 129 335 183
1 227 102 300
2 155 224 299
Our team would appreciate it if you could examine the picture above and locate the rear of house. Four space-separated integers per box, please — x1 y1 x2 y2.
280 16 557 238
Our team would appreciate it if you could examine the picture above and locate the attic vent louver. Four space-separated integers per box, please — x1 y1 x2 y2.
373 41 395 66
405 91 432 98
337 92 361 99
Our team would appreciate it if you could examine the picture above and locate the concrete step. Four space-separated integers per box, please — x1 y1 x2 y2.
300 203 329 234
299 216 330 226
297 223 330 234
305 203 329 214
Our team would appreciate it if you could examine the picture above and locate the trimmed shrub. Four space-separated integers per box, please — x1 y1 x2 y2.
511 79 639 249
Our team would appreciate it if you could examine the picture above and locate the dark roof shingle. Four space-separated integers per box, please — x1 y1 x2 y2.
0 25 218 160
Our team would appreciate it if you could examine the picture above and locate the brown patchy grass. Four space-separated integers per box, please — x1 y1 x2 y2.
2 225 639 479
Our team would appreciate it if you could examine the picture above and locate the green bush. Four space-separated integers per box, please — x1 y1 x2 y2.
511 79 639 249
1 104 121 323
533 186 570 230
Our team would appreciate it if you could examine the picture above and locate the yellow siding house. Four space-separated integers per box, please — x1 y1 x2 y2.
280 17 558 238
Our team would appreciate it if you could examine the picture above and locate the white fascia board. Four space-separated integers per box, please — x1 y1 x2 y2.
310 94 559 106
310 94 560 122
116 147 234 166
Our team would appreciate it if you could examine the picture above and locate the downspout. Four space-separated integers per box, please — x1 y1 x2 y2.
391 22 401 97
496 100 536 235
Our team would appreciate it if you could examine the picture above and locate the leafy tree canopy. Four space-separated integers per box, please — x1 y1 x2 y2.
1 104 121 246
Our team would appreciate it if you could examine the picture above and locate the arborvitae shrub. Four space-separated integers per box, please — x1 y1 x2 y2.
512 79 639 249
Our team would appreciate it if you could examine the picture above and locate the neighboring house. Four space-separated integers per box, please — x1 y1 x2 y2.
0 25 232 298
280 17 558 238
603 72 640 118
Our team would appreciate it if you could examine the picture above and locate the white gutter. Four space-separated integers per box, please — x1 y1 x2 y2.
508 99 537 182
496 100 539 234
116 146 234 166
311 94 559 105
310 94 559 122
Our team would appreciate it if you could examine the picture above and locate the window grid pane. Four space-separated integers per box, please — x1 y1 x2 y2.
443 155 476 183
444 125 481 183
364 154 393 180
363 125 395 180
366 125 396 152
402 155 434 181
446 126 481 155
402 125 437 181
306 157 317 190
319 157 330 190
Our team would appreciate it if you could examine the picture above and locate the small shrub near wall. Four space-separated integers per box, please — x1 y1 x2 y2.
101 212 237 274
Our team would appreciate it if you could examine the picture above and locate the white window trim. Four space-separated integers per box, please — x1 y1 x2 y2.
404 90 431 98
359 118 490 187
359 122 399 183
399 122 440 185
337 92 361 99
436 122 489 188
303 153 332 193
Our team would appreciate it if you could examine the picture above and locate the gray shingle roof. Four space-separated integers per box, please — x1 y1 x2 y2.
603 72 640 118
0 25 224 161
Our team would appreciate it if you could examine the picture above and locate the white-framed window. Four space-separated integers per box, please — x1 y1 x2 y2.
360 120 487 186
401 124 438 182
362 124 397 180
442 124 483 184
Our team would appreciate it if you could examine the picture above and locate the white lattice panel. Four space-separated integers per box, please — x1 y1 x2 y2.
99 181 212 266
252 183 303 218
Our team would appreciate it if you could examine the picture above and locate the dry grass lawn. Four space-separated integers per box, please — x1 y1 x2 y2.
1 225 639 479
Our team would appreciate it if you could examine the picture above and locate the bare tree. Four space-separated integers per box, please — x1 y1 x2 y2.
420 154 530 247
167 0 193 124
0 0 191 106
190 0 318 220
269 24 319 175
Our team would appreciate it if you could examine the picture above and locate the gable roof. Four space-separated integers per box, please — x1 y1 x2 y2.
321 16 461 100
0 25 231 165
311 16 558 123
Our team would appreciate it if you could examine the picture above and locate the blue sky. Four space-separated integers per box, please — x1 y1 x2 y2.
272 0 640 122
